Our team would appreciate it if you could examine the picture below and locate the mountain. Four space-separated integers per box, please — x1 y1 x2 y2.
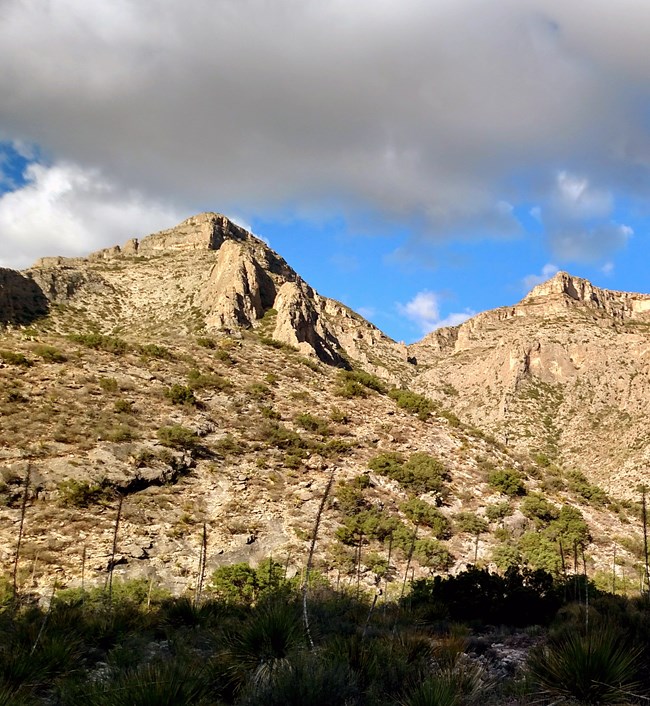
409 271 650 495
0 214 646 596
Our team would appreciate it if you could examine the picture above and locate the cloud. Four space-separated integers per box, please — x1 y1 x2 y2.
0 0 649 262
0 160 183 269
398 290 474 334
522 263 560 290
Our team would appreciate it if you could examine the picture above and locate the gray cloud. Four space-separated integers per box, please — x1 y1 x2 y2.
1 0 649 261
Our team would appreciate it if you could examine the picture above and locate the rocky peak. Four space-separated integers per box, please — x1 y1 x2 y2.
523 271 650 321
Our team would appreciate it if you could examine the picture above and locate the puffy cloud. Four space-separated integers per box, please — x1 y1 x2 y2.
0 1 649 265
398 290 474 334
522 263 560 290
0 160 183 269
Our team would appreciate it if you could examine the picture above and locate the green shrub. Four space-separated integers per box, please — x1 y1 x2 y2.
260 336 297 352
58 479 113 507
528 626 642 704
104 424 138 442
32 344 67 362
521 493 559 525
187 368 231 391
98 376 119 392
412 538 453 571
294 412 331 436
0 350 32 366
488 468 526 496
370 452 449 497
334 379 368 398
491 543 522 572
485 501 512 523
401 498 452 539
157 425 199 450
329 407 349 424
164 384 197 406
247 382 272 400
336 478 371 516
545 505 591 547
139 343 174 360
338 370 386 393
196 336 216 349
69 333 129 354
454 512 489 537
565 470 609 506
113 399 133 414
388 388 436 420
258 422 310 453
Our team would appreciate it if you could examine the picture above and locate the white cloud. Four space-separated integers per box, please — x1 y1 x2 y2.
398 290 474 334
522 263 560 290
0 160 183 269
0 0 649 261
601 261 614 275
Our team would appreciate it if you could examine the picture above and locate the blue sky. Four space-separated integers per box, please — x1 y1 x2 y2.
1 1 650 343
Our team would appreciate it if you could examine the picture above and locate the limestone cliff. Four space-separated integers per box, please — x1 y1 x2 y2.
15 213 408 374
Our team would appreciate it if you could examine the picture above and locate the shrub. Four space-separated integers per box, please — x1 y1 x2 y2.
334 379 368 398
139 343 174 360
370 452 449 497
69 333 129 354
545 505 591 547
260 336 297 351
413 538 453 572
329 407 349 424
528 626 642 704
485 501 512 523
196 336 216 349
187 368 231 391
165 384 197 406
454 512 489 537
0 350 32 366
336 478 371 516
98 376 119 392
247 382 272 400
113 399 133 414
58 479 113 507
32 344 67 362
337 370 386 393
521 493 559 525
157 425 199 450
388 388 436 421
401 498 452 539
488 468 526 496
565 470 609 506
294 412 330 436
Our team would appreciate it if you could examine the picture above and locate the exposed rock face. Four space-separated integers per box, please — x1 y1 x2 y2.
199 240 278 330
0 269 49 324
17 212 408 373
410 272 650 491
273 281 346 366
523 271 650 321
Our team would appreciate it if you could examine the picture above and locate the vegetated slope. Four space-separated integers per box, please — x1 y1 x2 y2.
410 271 650 496
0 215 644 598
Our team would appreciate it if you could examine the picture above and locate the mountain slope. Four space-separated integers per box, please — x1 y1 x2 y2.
0 217 647 597
410 271 650 495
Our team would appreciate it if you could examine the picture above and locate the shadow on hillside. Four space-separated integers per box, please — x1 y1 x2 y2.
0 269 49 325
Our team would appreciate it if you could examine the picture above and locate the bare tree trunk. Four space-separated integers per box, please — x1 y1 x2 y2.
107 493 124 604
641 486 650 592
12 465 30 601
195 522 207 605
302 469 335 650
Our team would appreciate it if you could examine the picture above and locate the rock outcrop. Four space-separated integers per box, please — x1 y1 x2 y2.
0 268 49 324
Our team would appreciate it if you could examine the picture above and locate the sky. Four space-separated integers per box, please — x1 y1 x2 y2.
1 0 650 343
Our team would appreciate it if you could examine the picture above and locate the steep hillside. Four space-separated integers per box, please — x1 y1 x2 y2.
410 272 650 496
0 218 646 598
